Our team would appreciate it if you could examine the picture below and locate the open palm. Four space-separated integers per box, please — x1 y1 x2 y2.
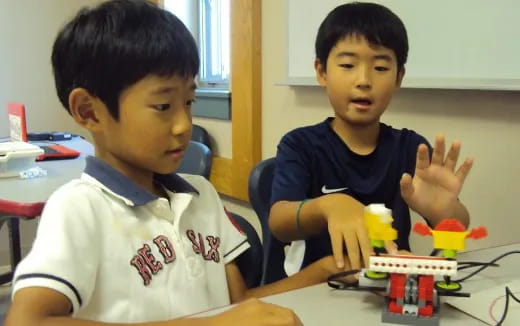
400 134 473 221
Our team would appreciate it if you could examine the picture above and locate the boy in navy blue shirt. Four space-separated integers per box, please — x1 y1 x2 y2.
268 2 473 283
6 1 350 325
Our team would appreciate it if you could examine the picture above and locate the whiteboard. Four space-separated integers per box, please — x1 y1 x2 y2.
286 0 520 90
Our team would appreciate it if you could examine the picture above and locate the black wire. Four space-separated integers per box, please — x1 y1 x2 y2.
457 261 500 271
495 286 520 326
327 269 361 289
453 250 520 283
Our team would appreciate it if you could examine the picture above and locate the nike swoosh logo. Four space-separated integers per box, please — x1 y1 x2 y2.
321 185 348 194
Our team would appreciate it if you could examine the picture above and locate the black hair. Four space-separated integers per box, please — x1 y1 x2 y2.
52 0 199 119
315 2 408 72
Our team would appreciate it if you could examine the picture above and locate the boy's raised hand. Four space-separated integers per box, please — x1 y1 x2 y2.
212 298 303 326
400 134 473 221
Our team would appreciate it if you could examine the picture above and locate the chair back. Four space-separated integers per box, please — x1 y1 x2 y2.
191 124 212 150
248 157 288 284
177 141 212 179
228 212 263 288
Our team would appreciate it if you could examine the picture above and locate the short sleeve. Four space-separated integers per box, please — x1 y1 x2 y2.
12 181 101 314
183 175 250 265
220 209 250 264
270 131 313 206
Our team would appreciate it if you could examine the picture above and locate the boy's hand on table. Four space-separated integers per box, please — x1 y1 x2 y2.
400 133 473 221
314 255 356 284
319 194 372 270
212 298 303 326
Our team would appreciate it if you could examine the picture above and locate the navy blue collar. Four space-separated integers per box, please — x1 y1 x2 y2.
84 156 199 206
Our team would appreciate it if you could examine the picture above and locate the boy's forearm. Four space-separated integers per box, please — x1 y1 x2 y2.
240 256 333 300
6 302 218 326
425 201 470 229
269 194 363 242
6 315 218 326
269 200 326 242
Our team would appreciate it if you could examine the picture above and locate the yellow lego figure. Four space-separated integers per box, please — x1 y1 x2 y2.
364 203 398 249
364 204 398 279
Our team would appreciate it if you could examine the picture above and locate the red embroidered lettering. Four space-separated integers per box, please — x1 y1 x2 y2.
187 229 201 254
205 236 221 263
130 255 152 286
154 235 176 264
138 244 163 274
187 230 221 263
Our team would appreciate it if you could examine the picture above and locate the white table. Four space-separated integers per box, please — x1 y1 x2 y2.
197 243 520 325
0 137 94 202
0 137 93 284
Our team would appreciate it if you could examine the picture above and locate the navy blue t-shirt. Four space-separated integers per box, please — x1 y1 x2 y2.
270 117 431 269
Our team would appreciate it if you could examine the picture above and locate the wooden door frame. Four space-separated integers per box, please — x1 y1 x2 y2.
210 0 261 201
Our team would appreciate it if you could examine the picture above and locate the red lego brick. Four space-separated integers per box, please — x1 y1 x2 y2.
388 273 406 299
418 275 434 301
418 304 433 317
388 300 403 314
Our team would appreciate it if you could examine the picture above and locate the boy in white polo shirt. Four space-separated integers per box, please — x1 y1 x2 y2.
5 1 347 325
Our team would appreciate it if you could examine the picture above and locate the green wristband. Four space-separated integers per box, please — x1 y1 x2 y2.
296 199 310 236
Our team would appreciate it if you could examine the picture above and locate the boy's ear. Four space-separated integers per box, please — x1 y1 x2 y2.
68 88 105 132
314 59 327 87
396 67 406 87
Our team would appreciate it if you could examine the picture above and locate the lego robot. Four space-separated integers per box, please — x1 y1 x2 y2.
356 204 487 326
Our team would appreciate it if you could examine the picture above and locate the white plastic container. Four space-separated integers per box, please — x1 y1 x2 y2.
0 141 44 178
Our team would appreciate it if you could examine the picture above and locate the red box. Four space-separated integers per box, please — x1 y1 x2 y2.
7 102 28 142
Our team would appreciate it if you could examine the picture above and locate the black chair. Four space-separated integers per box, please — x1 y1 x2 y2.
228 212 263 288
248 157 288 284
192 124 212 150
177 141 212 179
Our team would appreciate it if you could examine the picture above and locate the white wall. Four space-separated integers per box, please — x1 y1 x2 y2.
0 0 97 138
285 0 520 90
0 0 100 265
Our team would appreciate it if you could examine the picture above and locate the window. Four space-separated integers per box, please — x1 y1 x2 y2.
164 0 230 88
199 0 230 85
163 1 190 23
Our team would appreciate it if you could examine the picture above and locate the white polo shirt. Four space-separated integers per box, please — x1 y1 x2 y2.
12 156 249 323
